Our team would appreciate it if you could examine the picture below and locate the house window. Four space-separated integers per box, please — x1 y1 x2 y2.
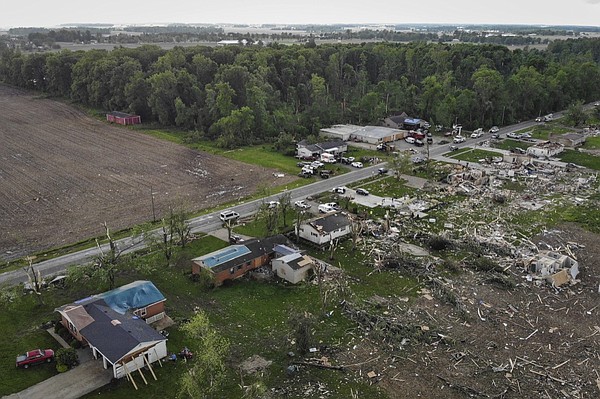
68 321 77 334
237 265 242 270
230 267 235 274
137 308 147 317
311 232 318 237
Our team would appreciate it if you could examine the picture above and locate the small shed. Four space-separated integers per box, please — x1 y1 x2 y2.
107 111 141 125
272 253 315 284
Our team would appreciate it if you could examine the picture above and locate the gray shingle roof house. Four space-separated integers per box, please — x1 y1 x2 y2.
191 235 290 285
298 213 351 245
55 281 168 379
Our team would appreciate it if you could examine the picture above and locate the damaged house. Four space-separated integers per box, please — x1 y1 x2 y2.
526 141 564 158
55 281 168 379
191 235 289 286
297 213 351 246
526 251 579 287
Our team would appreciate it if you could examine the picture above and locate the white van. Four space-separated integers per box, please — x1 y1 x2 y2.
219 210 240 222
405 137 416 144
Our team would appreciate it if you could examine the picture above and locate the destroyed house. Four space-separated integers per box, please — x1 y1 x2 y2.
272 252 315 284
526 141 564 158
551 133 586 147
298 213 351 245
55 282 168 379
296 139 348 159
527 251 579 287
191 235 289 285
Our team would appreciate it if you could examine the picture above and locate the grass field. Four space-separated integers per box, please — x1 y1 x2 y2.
559 149 600 170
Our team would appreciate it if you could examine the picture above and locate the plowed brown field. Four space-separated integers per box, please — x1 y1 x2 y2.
0 85 290 261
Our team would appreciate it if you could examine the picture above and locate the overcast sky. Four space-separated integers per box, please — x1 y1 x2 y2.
2 0 600 29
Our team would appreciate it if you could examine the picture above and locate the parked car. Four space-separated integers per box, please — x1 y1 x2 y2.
449 145 459 151
311 161 324 168
594 102 600 107
298 172 312 178
267 201 279 209
377 168 388 175
453 136 466 143
491 133 501 139
318 204 336 213
535 116 543 122
506 132 519 139
332 187 346 194
412 157 425 164
347 156 355 162
355 188 369 196
340 157 350 164
294 200 311 209
351 161 363 168
16 349 54 368
323 202 341 211
414 139 424 147
489 126 500 133
229 234 244 244
405 137 416 144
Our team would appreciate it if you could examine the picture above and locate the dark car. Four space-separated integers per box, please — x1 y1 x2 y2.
16 349 54 368
356 188 369 196
377 168 388 175
298 172 312 178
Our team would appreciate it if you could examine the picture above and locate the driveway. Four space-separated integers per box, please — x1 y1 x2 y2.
3 359 112 399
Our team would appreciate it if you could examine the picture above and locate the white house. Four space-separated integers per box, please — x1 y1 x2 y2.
298 213 351 245
526 141 564 158
272 252 315 284
56 282 169 380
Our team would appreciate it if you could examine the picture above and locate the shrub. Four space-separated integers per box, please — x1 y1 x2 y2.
427 236 453 251
56 347 79 368
56 364 68 373
70 339 82 349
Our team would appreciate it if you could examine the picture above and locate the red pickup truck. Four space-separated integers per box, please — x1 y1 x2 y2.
16 349 54 368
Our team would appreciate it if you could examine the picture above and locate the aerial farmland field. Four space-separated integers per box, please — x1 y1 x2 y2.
0 85 288 261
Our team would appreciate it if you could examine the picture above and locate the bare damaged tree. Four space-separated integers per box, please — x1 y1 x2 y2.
328 237 339 261
222 218 237 243
294 208 311 242
23 257 44 305
160 216 175 264
169 206 192 248
278 192 292 227
349 215 364 251
257 202 279 235
94 222 122 290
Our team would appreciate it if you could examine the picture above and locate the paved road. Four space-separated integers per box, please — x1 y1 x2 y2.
2 102 597 287
0 164 385 287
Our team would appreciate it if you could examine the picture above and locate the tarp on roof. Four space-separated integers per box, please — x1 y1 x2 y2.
404 118 421 125
98 281 165 315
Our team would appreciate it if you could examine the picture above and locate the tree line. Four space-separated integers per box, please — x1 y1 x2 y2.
1 39 600 148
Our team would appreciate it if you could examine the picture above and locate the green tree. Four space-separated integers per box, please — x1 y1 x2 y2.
565 100 588 126
179 311 230 398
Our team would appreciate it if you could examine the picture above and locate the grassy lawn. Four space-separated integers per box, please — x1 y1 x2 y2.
513 124 572 139
491 139 532 151
447 148 503 163
559 149 600 170
583 136 600 150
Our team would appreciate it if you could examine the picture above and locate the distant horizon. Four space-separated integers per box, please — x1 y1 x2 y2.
3 21 600 31
2 0 600 31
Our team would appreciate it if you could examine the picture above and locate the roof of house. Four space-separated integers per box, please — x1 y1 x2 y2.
306 213 350 234
193 234 290 274
79 299 165 364
278 253 315 271
298 140 346 153
97 280 165 314
273 244 300 256
108 111 138 118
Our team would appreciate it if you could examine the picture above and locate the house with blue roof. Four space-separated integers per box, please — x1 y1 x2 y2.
191 234 290 286
55 281 168 380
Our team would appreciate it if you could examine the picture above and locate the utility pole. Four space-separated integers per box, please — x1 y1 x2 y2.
150 186 157 223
